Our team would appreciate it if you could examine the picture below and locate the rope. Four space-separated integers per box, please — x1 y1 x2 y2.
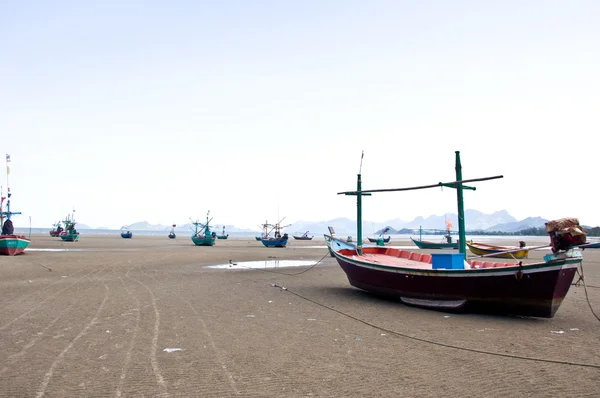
579 262 600 322
270 284 600 369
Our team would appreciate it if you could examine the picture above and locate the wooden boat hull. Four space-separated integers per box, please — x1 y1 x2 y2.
0 235 31 256
411 237 458 249
584 241 600 248
261 237 288 248
216 235 228 239
467 242 529 259
328 238 580 318
192 236 215 246
49 231 61 237
168 233 176 239
121 232 133 239
293 236 313 240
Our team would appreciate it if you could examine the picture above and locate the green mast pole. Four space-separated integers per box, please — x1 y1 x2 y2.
455 151 467 258
357 173 363 255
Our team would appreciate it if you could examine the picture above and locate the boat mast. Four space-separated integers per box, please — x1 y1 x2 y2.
339 151 502 257
2 154 21 224
454 151 467 256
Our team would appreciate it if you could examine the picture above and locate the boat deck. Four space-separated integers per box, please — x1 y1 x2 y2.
343 248 520 270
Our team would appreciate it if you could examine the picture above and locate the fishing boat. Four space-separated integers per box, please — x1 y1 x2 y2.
168 224 176 239
216 226 229 239
191 212 215 246
261 217 290 248
410 237 459 249
328 151 584 318
582 238 600 249
293 231 314 240
466 240 529 259
367 227 391 245
411 223 458 249
60 211 80 242
49 221 63 237
120 226 133 239
1 159 31 255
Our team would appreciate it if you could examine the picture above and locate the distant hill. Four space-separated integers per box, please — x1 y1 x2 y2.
483 217 549 233
292 210 549 235
77 210 555 234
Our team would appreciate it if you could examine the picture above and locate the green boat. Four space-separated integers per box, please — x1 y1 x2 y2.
216 226 229 239
60 211 80 242
411 226 458 249
191 211 215 246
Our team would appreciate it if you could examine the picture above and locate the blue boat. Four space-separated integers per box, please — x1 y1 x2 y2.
584 239 600 248
121 226 133 239
261 234 289 248
260 217 291 248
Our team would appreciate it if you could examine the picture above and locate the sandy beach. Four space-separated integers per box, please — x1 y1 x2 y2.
1 234 599 397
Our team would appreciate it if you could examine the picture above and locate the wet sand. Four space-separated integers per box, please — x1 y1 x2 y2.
1 234 599 397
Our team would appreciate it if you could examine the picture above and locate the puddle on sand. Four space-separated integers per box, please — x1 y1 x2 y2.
286 245 327 249
208 260 318 270
26 248 86 252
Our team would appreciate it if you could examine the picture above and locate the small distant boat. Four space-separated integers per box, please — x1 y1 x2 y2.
368 236 390 244
168 224 176 239
293 231 313 240
1 174 31 255
583 239 600 249
191 211 215 246
216 226 229 240
368 227 391 245
260 217 291 248
121 226 133 239
467 240 529 259
49 221 63 237
60 211 80 242
411 237 459 250
411 224 458 249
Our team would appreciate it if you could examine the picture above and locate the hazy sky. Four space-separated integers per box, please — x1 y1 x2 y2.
2 0 598 230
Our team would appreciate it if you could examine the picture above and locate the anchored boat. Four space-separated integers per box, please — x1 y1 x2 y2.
191 211 215 246
120 226 133 239
216 226 229 239
260 217 290 248
327 151 584 318
1 157 31 255
60 211 80 242
49 221 63 237
466 240 529 259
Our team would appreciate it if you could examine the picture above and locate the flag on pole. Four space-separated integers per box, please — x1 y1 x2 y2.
5 154 10 162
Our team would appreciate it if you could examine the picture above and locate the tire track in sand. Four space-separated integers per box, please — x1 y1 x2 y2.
0 262 116 331
113 264 143 398
35 283 110 398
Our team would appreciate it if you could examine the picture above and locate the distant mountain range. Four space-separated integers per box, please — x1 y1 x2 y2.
288 210 548 235
76 210 558 235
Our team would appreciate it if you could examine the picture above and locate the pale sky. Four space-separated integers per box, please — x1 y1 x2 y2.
2 0 598 230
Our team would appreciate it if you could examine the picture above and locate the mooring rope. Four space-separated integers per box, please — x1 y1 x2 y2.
269 284 600 369
578 262 600 322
